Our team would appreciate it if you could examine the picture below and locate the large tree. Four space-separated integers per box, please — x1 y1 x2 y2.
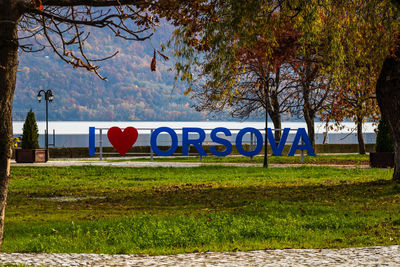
186 17 299 146
349 0 395 154
172 0 400 180
319 0 398 155
376 0 400 181
289 50 331 151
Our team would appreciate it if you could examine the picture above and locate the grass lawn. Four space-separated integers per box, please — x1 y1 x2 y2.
4 165 400 255
108 154 370 165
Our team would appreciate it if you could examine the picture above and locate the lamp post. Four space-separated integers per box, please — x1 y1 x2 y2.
263 77 275 168
37 89 54 152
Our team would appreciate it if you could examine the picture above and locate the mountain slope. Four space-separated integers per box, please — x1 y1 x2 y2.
13 24 206 121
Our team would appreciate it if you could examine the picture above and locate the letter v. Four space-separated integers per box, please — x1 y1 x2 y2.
267 128 290 156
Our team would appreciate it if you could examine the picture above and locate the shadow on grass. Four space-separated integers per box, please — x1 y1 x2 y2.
4 166 400 254
8 178 399 221
5 179 400 255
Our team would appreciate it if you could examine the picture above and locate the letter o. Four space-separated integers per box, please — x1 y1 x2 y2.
235 128 263 157
150 127 178 156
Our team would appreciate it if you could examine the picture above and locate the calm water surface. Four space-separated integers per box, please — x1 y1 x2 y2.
12 121 377 147
13 121 376 134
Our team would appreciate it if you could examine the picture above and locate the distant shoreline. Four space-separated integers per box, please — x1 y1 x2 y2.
12 121 377 135
12 121 376 148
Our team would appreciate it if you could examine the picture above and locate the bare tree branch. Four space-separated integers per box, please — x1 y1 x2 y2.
17 1 161 79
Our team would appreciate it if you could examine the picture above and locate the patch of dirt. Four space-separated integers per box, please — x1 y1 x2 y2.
34 196 107 202
154 183 214 193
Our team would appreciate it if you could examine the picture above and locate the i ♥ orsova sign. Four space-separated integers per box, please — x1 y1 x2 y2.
89 126 315 157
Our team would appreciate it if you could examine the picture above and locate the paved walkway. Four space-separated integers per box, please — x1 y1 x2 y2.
11 159 205 168
10 159 370 169
1 246 399 266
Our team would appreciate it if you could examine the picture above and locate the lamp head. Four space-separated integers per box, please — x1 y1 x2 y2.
48 91 54 102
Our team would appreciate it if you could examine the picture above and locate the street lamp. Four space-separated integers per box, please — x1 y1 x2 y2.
37 89 54 153
263 77 275 168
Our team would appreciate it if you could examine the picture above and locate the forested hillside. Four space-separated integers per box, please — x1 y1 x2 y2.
13 23 207 121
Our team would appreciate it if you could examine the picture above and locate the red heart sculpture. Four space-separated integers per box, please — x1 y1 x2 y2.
107 127 138 156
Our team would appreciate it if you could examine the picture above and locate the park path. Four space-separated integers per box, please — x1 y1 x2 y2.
10 159 370 169
1 245 399 266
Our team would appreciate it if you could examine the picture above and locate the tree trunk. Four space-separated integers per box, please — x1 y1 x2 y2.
0 2 21 249
263 105 268 168
356 116 366 155
376 44 400 182
302 81 316 153
269 109 281 143
304 112 315 154
269 70 281 142
303 105 315 154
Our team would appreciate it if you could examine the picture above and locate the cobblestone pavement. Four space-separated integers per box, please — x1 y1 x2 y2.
1 246 399 266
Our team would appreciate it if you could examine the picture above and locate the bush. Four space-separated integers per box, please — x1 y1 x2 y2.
376 119 394 152
21 109 39 149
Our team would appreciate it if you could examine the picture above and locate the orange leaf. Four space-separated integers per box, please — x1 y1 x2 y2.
32 0 43 10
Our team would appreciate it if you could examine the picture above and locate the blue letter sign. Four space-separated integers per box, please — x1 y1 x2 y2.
150 127 178 156
235 127 263 157
89 127 95 156
267 128 290 156
91 126 316 158
209 127 233 157
288 128 315 156
182 128 207 156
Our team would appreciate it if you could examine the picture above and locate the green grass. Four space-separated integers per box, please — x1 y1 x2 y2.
4 165 400 255
107 154 370 165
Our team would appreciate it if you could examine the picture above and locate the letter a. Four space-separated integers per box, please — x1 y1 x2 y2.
288 128 315 156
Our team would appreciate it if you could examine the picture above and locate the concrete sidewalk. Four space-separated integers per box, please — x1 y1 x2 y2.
10 159 370 168
11 159 204 168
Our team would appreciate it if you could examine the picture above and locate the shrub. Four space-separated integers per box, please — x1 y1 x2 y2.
376 119 394 153
21 109 39 149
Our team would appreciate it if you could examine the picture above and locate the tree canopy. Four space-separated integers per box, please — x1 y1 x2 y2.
171 0 400 150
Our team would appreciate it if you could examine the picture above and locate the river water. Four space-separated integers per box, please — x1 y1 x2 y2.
13 121 377 148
